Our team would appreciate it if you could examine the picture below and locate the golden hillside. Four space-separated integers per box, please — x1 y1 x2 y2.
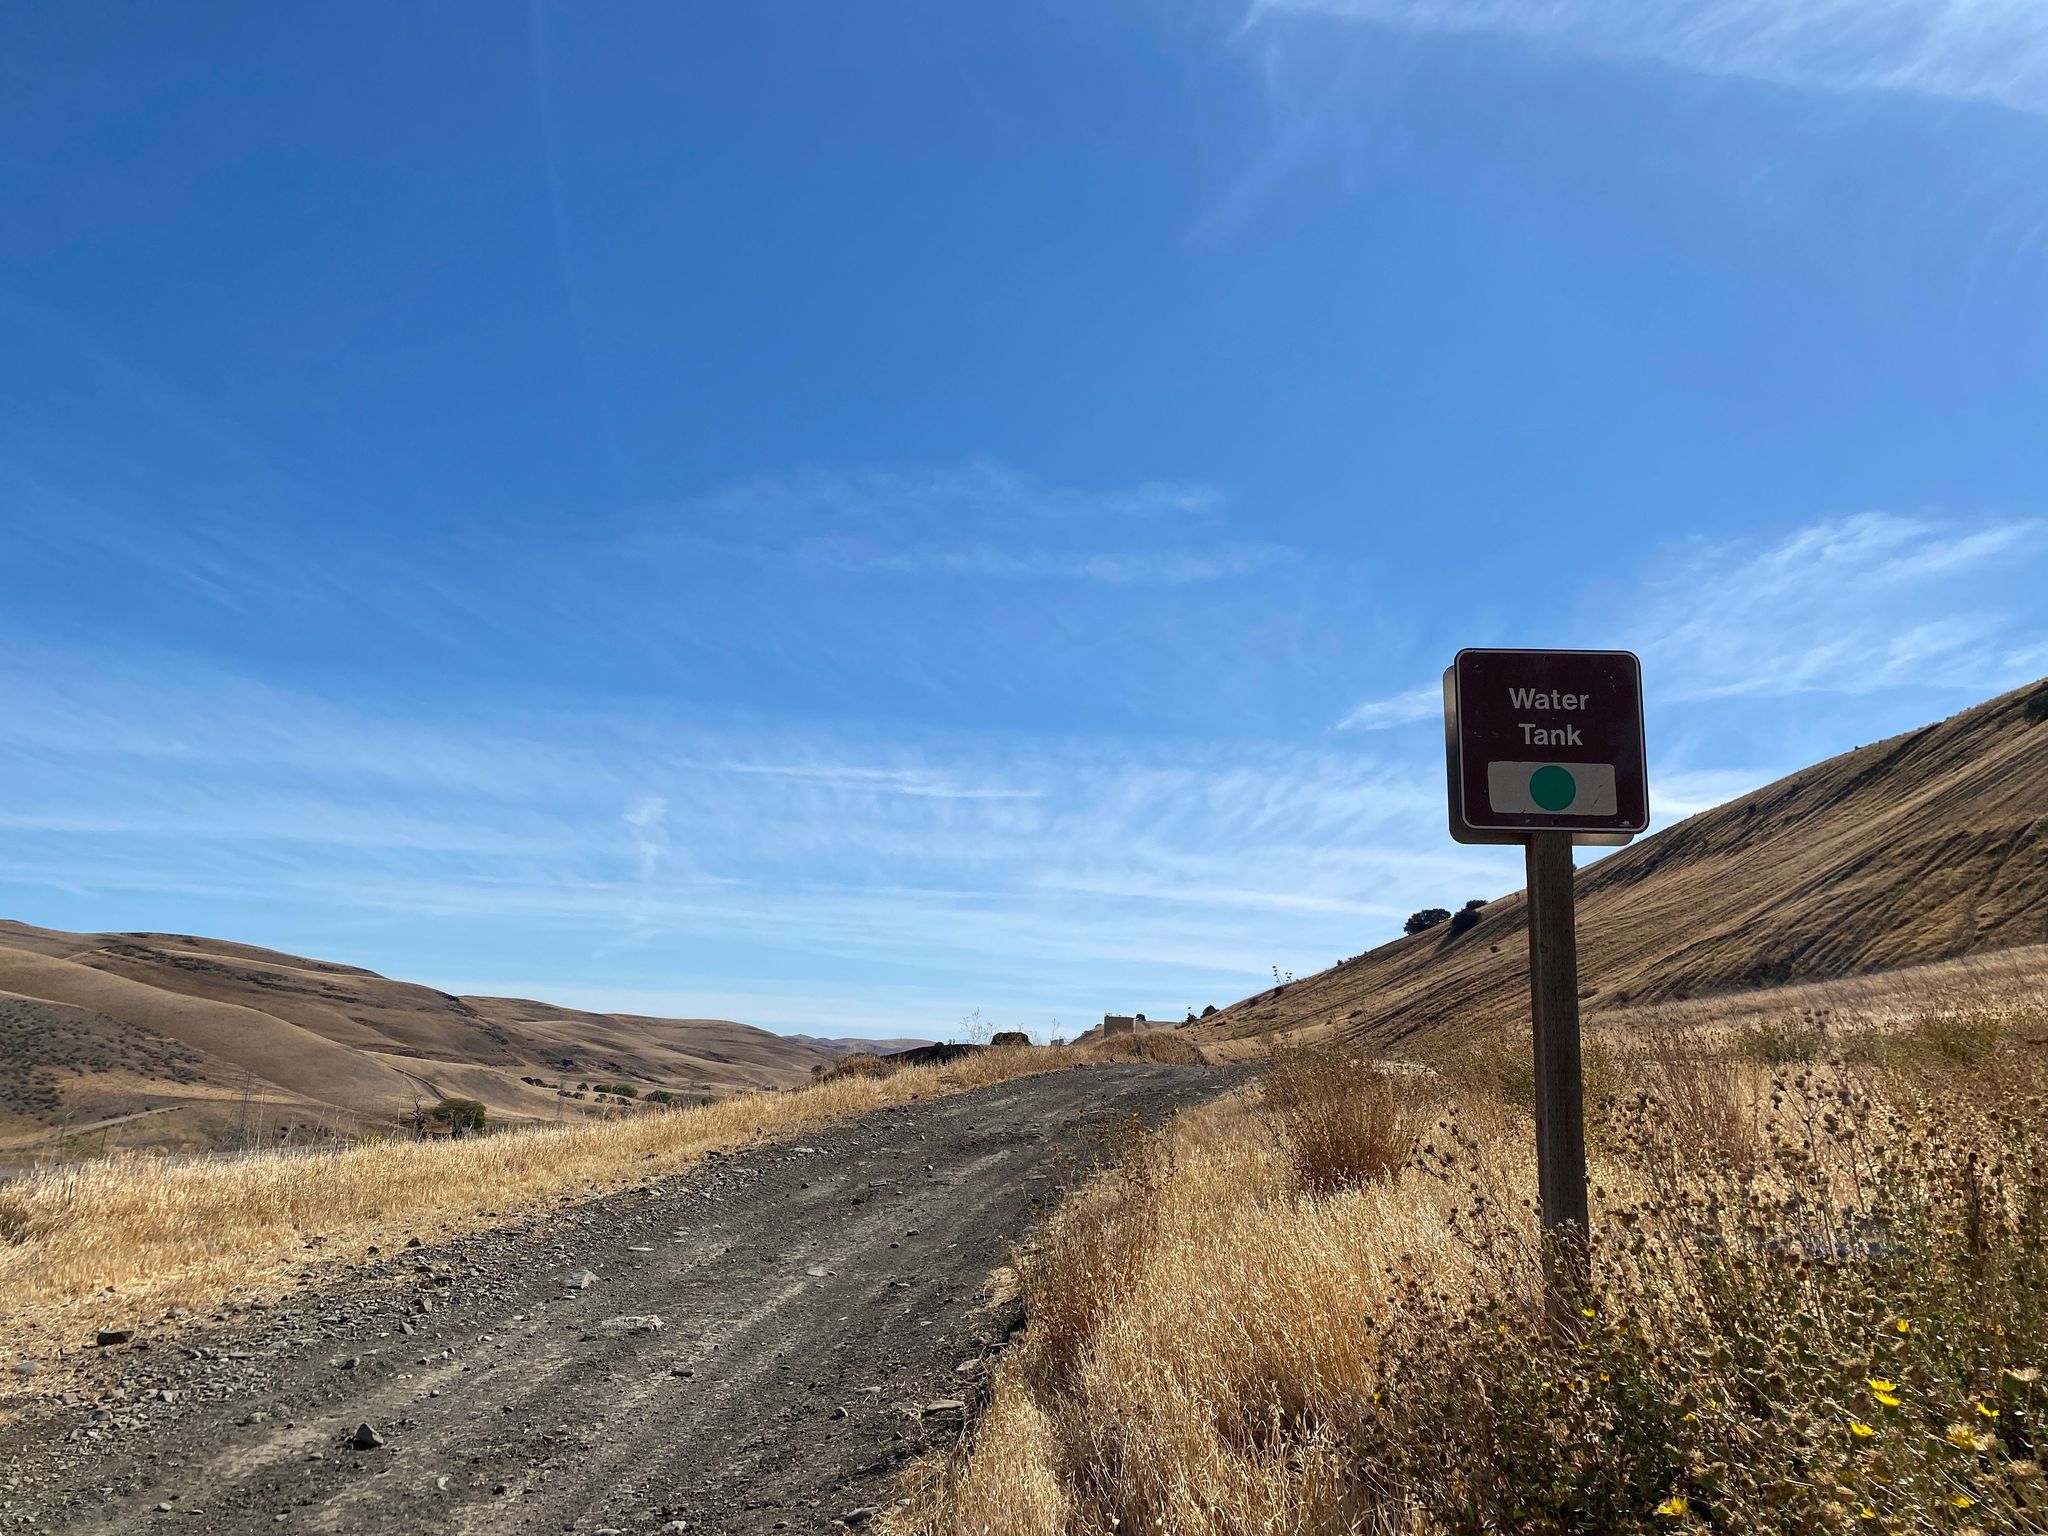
0 922 838 1163
1199 678 2048 1054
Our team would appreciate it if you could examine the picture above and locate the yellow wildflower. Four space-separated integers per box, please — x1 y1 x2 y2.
1851 1420 1876 1440
1976 1402 1999 1419
1867 1379 1897 1394
1952 1493 1976 1509
1895 1319 1911 1335
1859 1506 1877 1521
1655 1495 1687 1518
1948 1424 1978 1449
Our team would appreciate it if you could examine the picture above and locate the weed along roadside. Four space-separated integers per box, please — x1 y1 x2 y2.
884 956 2048 1536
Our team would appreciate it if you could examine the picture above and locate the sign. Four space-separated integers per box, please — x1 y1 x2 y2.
1440 646 1651 1321
1443 648 1648 845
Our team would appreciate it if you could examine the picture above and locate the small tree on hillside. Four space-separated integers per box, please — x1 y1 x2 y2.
430 1098 488 1136
1404 908 1452 936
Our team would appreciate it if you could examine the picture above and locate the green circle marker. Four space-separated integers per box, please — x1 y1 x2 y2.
1529 764 1578 812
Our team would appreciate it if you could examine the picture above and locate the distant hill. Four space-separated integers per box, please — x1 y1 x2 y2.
1198 678 2048 1054
0 923 840 1164
785 1035 938 1056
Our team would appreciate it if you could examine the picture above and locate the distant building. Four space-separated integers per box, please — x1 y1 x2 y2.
1100 1014 1137 1037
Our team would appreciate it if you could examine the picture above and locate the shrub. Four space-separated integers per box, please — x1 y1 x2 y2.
593 1082 639 1099
821 1052 893 1083
1262 1043 1412 1194
1363 1064 2048 1534
1405 907 1452 935
1434 1027 1624 1115
1446 906 1482 939
1731 1010 1829 1065
429 1098 487 1134
1087 1032 1204 1067
1895 1008 2006 1066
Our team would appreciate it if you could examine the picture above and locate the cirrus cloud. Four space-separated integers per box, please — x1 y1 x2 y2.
1248 0 2048 117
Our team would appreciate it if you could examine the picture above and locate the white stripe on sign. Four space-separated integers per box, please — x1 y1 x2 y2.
1486 761 1619 817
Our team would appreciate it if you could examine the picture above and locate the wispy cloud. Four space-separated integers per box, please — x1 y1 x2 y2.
1630 512 2047 701
628 463 1274 586
1 455 1314 731
1249 0 2048 116
0 646 1506 1036
632 462 1229 545
690 761 1041 801
621 795 669 884
1337 682 1441 731
794 536 1293 585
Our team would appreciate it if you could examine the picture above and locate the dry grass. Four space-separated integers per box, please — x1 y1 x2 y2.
820 1050 893 1081
888 973 2048 1536
0 1039 1161 1363
1263 1042 1414 1194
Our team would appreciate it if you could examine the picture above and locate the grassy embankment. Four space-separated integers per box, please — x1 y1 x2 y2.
891 954 2048 1535
0 1033 1202 1364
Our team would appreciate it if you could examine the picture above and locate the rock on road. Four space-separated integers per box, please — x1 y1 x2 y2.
0 1062 1237 1535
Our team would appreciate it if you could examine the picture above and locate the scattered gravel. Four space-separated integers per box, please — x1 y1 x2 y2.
0 1063 1238 1535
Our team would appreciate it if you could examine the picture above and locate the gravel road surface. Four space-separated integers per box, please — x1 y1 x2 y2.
1 1062 1236 1535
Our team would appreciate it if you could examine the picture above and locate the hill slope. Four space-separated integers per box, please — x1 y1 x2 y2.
0 922 838 1162
1199 679 2048 1053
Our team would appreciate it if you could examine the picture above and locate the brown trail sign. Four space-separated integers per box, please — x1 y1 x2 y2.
1442 648 1648 1319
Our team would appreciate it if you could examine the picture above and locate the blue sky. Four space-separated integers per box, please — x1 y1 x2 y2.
2 2 2045 1039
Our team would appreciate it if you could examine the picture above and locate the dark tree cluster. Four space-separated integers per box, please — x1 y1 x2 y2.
1407 898 1491 938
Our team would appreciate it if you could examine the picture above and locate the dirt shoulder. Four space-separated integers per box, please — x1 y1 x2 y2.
0 1061 1240 1535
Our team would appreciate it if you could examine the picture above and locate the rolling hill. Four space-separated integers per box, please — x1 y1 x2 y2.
0 923 841 1165
1197 678 2048 1054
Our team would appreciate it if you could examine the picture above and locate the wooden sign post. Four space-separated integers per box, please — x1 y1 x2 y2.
1443 649 1647 1313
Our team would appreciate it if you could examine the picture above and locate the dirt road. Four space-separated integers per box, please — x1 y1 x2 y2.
1 1062 1236 1535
